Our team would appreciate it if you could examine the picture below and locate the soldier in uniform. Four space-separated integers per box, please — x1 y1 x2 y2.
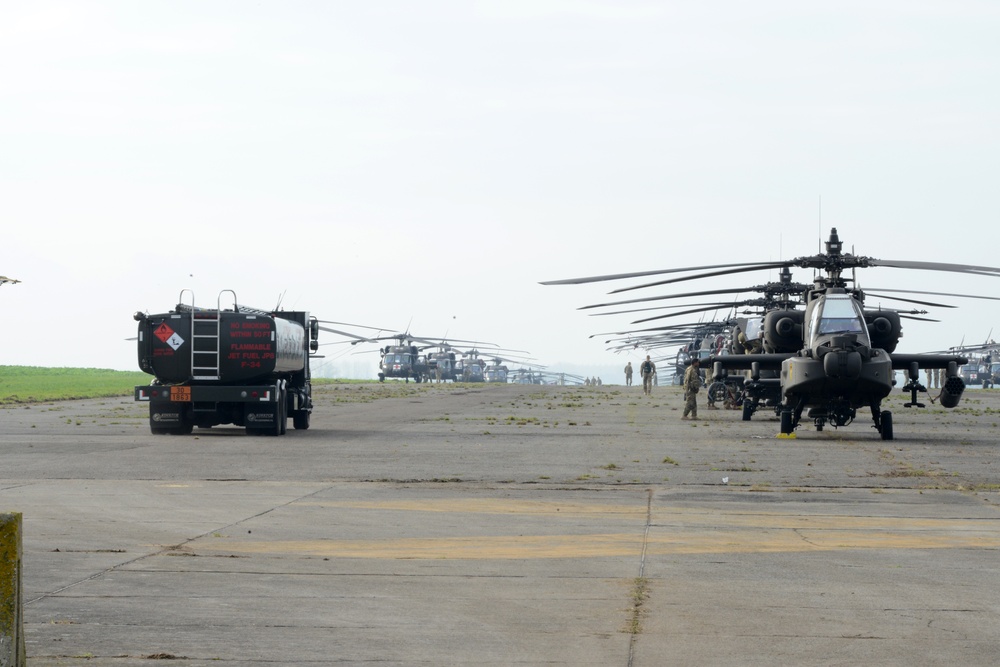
624 362 633 386
682 358 702 419
640 356 656 395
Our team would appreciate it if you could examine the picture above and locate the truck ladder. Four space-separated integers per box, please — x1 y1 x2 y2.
191 310 221 380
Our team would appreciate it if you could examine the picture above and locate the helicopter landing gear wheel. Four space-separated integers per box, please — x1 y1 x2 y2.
779 409 793 435
880 410 894 440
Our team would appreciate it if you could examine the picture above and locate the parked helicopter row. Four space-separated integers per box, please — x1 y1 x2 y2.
946 339 999 388
544 228 1000 440
316 322 561 384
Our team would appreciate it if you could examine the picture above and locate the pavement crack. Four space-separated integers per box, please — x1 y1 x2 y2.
626 487 653 667
26 483 337 605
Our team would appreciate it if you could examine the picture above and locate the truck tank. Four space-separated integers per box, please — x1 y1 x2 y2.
137 308 306 383
134 290 318 436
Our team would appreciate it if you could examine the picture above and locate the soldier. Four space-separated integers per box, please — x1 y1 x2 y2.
682 358 702 419
738 330 762 354
624 362 633 386
640 355 656 395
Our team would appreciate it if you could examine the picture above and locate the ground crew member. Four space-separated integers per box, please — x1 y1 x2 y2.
682 358 702 419
738 330 762 354
624 362 633 386
640 356 655 395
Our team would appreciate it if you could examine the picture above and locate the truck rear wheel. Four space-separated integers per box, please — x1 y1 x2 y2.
293 411 311 430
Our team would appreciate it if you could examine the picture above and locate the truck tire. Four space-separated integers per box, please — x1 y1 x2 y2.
293 411 311 430
274 385 286 436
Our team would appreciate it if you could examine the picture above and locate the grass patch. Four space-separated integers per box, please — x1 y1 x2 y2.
0 366 151 404
623 577 650 635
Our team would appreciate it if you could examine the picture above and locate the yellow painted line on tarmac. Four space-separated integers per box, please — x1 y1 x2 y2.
198 533 647 560
192 501 1000 560
294 498 648 519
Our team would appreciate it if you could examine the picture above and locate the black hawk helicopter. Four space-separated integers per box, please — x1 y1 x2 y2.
943 337 1000 388
317 320 498 383
454 347 534 383
544 228 1000 439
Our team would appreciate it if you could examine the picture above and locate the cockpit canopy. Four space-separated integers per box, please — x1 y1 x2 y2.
807 294 869 346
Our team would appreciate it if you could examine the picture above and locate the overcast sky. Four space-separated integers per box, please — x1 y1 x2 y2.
2 1 999 377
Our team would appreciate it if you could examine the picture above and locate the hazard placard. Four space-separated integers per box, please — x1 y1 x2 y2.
154 323 174 342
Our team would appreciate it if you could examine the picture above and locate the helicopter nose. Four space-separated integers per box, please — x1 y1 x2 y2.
823 349 862 380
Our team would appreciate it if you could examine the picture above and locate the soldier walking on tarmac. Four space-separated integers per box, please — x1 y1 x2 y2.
682 358 702 419
640 356 655 395
624 362 633 386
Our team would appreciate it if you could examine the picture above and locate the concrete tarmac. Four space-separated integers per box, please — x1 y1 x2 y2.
2 382 1000 665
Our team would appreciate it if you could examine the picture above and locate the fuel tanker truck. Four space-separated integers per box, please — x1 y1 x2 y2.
133 290 319 435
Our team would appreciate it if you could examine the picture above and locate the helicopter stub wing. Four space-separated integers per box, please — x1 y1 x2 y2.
889 353 968 370
703 353 793 372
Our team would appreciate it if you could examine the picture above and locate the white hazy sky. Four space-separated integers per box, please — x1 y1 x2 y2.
2 1 999 376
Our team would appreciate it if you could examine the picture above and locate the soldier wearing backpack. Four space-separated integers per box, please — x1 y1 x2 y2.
640 355 656 395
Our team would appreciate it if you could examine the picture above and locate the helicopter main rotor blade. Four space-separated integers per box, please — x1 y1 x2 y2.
580 280 809 311
317 320 396 332
863 292 957 309
541 260 788 286
609 262 791 294
317 326 378 343
864 288 1000 302
589 299 765 318
869 258 1000 275
631 302 765 324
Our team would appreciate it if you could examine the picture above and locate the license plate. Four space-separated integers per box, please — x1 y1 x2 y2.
171 386 192 402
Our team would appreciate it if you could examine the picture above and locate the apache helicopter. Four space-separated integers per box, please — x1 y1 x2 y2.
544 228 1000 439
597 268 812 401
0 276 21 287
